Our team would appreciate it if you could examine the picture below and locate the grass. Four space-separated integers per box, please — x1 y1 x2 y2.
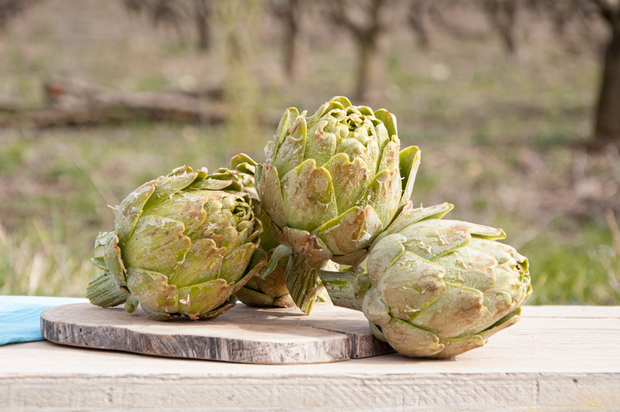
0 0 619 304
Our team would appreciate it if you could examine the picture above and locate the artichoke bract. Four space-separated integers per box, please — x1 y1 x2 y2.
321 202 532 359
257 96 420 314
236 209 296 308
86 155 265 321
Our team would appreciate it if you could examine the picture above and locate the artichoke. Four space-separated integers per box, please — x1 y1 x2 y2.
86 155 265 321
257 96 420 314
321 202 532 358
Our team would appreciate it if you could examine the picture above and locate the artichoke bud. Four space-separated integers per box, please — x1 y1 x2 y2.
258 96 422 314
324 202 532 359
86 156 265 321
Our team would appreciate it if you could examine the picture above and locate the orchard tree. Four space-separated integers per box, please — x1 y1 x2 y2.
482 0 519 55
271 0 307 81
122 0 212 51
328 0 391 102
592 0 620 146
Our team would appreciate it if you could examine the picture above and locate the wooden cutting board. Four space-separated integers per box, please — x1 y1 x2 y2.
40 302 394 364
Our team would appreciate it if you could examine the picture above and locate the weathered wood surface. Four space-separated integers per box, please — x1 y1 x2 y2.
2 306 619 411
40 302 393 364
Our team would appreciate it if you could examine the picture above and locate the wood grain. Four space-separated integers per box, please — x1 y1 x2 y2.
40 302 393 364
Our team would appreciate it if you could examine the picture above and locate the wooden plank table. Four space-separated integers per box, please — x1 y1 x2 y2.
1 305 619 411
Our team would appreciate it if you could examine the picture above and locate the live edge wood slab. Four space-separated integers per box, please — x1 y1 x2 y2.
1 305 619 411
40 302 394 364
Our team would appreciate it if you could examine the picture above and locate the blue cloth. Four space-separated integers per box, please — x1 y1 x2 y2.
0 296 88 346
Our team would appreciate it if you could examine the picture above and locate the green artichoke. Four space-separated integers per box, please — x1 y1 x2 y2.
86 155 265 321
257 96 420 314
321 202 532 358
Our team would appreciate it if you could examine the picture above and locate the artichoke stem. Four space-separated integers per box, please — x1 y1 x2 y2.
86 271 129 308
319 269 366 312
285 252 326 315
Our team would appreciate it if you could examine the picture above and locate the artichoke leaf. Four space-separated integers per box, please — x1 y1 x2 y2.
94 231 112 248
485 262 526 298
142 191 208 237
124 294 139 313
373 108 398 139
355 168 401 229
143 170 199 211
459 290 514 337
235 286 281 307
122 215 191 277
376 140 400 175
316 205 383 256
115 181 156 245
400 219 474 261
433 247 497 290
258 165 287 229
219 242 257 285
303 120 338 167
233 256 267 293
381 318 444 358
373 202 454 246
282 226 332 262
91 256 107 271
198 294 237 320
478 307 521 340
331 249 368 266
280 159 338 233
432 335 486 359
253 255 289 297
324 154 374 214
260 244 293 278
469 238 520 265
193 177 235 191
362 286 391 326
366 233 407 283
271 107 300 159
177 278 234 319
410 282 486 339
398 146 421 208
369 322 388 342
338 135 379 174
375 251 446 320
126 267 179 315
229 153 257 171
465 223 506 240
141 306 179 321
327 96 352 110
104 231 127 286
168 239 225 288
272 114 307 178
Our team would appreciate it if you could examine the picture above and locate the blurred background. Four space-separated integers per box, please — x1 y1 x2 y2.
0 0 619 305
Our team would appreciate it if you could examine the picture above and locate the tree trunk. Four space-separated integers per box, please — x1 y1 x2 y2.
355 38 378 103
594 28 620 145
194 0 210 51
485 0 518 56
283 0 300 80
409 0 430 50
